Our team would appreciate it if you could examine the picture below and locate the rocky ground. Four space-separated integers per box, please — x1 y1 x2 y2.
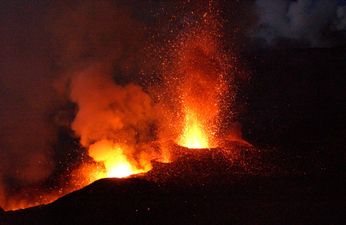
2 145 345 225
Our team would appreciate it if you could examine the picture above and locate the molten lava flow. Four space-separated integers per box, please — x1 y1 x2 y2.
178 109 210 148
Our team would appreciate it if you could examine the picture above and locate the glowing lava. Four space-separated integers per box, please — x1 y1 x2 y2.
107 162 133 178
177 110 210 149
169 15 229 150
89 140 150 179
0 3 238 213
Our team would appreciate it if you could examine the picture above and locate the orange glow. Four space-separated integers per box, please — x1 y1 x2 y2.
168 15 228 150
88 140 151 179
107 162 133 178
0 6 239 212
177 109 210 149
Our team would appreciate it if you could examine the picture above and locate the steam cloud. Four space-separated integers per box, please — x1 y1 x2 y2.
253 0 346 46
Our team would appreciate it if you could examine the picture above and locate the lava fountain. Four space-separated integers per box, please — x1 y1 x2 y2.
164 12 230 150
177 109 210 149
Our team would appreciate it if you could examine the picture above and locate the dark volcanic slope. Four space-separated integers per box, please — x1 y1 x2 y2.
2 147 345 225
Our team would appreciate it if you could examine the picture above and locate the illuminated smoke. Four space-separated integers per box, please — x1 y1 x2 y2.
69 64 157 180
0 0 151 210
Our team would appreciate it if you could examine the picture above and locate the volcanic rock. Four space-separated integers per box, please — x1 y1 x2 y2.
1 147 345 225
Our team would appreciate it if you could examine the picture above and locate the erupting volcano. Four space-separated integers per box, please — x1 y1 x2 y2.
2 1 345 224
0 3 236 212
77 10 231 182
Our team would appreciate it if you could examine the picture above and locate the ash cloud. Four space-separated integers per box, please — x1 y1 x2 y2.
252 0 346 47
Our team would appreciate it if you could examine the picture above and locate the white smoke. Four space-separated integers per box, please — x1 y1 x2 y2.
254 0 344 46
336 6 346 30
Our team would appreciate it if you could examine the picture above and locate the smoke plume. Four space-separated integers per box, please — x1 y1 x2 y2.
69 64 157 178
253 0 346 46
0 0 155 210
